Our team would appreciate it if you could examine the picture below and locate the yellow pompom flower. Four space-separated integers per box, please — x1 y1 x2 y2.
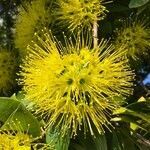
0 122 54 150
0 50 17 95
55 0 107 31
115 18 150 59
19 31 134 137
0 131 54 150
0 131 31 150
15 0 52 56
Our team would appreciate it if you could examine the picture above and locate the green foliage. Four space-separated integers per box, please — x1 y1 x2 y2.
112 98 150 149
46 128 70 150
68 131 108 150
129 0 149 8
0 95 41 137
113 101 150 125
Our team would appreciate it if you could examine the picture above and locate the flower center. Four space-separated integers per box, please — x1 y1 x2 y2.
79 78 85 84
67 78 73 85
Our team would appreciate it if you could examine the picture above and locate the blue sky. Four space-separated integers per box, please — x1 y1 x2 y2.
143 73 150 85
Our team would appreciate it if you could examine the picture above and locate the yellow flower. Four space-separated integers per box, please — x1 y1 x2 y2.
19 31 134 137
0 122 54 150
0 49 17 95
55 0 107 31
115 18 150 59
15 0 52 56
0 131 54 150
0 130 31 150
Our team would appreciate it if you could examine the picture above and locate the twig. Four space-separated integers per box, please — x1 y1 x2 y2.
93 20 98 48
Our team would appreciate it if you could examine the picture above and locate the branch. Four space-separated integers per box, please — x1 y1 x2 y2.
93 20 98 48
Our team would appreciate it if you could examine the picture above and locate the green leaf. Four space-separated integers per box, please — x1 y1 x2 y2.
0 97 41 137
69 130 107 150
120 128 137 150
114 107 150 124
127 101 150 113
113 107 127 115
93 134 107 150
46 128 70 150
111 115 147 131
111 128 137 150
113 101 150 124
0 97 20 122
129 0 149 8
138 97 146 102
112 132 122 150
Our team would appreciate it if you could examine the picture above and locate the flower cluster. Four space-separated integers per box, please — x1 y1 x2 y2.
0 130 54 150
0 131 31 150
19 30 134 137
15 0 52 56
115 18 150 59
55 0 107 31
0 121 54 150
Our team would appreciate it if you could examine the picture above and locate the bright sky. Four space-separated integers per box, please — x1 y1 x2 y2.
143 73 150 85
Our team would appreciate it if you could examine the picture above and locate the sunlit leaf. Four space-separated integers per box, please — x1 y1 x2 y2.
0 97 41 137
129 0 149 8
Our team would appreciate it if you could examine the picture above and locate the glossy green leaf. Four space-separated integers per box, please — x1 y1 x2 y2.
0 97 20 122
111 115 147 131
0 97 41 137
111 128 137 150
129 0 149 8
115 108 150 123
112 132 122 150
68 130 107 150
93 134 107 150
46 128 70 150
127 101 150 113
113 101 150 124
